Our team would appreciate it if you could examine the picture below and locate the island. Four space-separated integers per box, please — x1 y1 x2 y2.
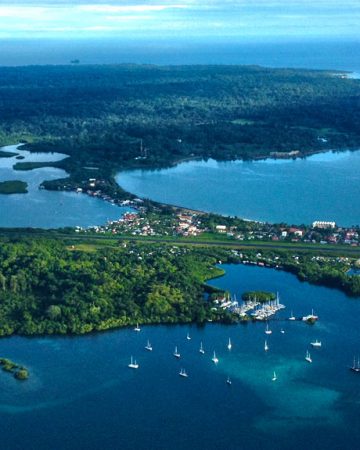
0 358 29 380
0 180 28 194
242 291 276 303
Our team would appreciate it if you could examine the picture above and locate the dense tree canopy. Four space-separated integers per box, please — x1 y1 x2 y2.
0 64 359 184
0 238 227 335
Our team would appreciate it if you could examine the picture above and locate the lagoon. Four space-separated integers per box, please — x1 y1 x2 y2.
0 264 359 450
0 144 130 228
117 150 360 226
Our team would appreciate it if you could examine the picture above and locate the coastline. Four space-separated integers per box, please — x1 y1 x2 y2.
2 142 360 228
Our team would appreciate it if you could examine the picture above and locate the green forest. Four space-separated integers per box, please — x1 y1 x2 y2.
0 234 359 336
0 64 360 186
0 237 228 336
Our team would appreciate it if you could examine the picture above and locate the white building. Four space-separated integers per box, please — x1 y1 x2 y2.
312 221 336 229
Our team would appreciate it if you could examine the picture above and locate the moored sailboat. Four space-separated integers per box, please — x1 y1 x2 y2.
173 346 180 358
350 356 360 373
212 351 219 364
227 338 232 350
289 311 296 321
128 356 139 369
302 309 319 323
179 368 188 378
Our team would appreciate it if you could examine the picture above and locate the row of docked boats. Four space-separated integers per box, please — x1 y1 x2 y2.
250 293 286 320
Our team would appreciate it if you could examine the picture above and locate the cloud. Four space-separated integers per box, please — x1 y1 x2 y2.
77 4 188 13
0 1 359 39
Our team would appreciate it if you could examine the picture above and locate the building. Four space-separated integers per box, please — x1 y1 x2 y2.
312 221 336 229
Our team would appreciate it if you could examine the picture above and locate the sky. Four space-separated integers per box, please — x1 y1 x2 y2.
0 1 359 40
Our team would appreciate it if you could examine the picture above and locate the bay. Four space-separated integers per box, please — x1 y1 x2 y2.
117 150 360 226
0 264 359 449
0 145 130 228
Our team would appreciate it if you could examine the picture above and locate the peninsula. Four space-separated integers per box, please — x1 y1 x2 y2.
0 64 359 199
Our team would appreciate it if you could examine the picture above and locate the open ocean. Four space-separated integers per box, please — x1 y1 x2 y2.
1 39 360 76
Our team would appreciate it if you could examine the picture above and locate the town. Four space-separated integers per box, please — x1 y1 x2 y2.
70 177 360 247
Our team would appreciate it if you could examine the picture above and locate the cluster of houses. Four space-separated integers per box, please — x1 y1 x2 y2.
214 221 360 246
71 178 144 209
70 179 359 247
175 214 203 237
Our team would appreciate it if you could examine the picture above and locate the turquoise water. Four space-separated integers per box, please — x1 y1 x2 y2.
0 145 130 228
117 150 360 226
0 264 359 450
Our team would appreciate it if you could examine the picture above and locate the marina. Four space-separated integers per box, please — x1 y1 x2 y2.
215 292 286 321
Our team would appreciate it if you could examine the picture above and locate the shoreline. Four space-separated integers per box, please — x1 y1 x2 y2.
115 145 360 227
2 142 360 228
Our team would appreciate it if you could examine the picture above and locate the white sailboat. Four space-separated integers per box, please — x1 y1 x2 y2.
173 346 181 358
289 311 296 321
265 323 272 335
264 340 269 351
302 309 319 322
227 338 232 350
128 356 139 369
212 351 219 364
350 356 360 373
272 371 277 381
186 332 191 341
145 340 153 351
226 377 232 385
134 323 141 332
305 350 312 363
199 342 205 354
280 328 285 334
310 340 322 348
179 368 188 378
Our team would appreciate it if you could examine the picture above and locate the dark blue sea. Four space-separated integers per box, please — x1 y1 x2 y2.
0 264 359 450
